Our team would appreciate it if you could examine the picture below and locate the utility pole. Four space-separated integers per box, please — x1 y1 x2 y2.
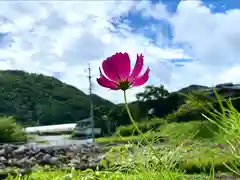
88 63 95 144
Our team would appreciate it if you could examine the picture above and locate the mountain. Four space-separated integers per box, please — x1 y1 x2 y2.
0 70 115 126
1 69 240 133
178 85 210 94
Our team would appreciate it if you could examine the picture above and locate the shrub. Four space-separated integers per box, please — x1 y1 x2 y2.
0 116 27 143
116 118 166 136
158 121 215 141
177 147 239 174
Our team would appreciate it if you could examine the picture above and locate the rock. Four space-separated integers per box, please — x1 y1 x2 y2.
0 163 5 169
40 154 52 165
7 158 19 167
0 149 5 156
49 157 59 165
19 168 32 176
90 146 101 153
2 144 14 155
18 157 32 168
80 148 89 154
40 154 59 165
30 147 41 155
25 150 35 156
29 157 37 164
0 156 7 164
70 158 80 166
35 152 45 160
74 162 88 170
12 145 27 156
0 142 106 173
58 154 67 163
41 147 54 155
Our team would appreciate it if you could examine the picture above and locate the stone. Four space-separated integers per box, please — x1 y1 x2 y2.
0 149 5 156
0 156 7 164
2 144 13 155
29 157 37 163
49 157 59 165
35 152 45 160
19 168 32 176
0 142 107 173
40 154 52 165
12 145 27 155
18 157 32 168
7 158 19 167
70 158 80 166
0 163 5 169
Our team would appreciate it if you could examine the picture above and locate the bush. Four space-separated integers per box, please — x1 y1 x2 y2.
0 116 27 143
116 118 166 136
158 121 215 141
177 147 239 174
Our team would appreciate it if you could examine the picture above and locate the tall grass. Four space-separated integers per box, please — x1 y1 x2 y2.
184 89 240 176
9 89 240 179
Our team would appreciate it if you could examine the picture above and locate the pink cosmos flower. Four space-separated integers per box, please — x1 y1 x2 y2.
97 52 150 91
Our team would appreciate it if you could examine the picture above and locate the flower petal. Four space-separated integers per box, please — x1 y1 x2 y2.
102 57 119 83
97 68 119 90
131 67 150 87
128 53 144 81
115 52 131 80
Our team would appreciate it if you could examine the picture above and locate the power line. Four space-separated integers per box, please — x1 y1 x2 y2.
87 63 95 144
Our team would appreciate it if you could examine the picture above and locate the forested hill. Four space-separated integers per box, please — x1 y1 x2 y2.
0 70 115 126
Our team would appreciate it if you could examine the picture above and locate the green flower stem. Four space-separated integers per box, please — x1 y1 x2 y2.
123 90 160 161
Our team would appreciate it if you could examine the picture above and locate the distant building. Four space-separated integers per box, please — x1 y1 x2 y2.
24 123 76 134
74 118 101 136
24 118 101 136
208 83 240 98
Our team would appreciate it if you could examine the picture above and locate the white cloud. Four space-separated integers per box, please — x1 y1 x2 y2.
1 0 240 104
135 0 170 20
147 0 240 92
170 1 240 67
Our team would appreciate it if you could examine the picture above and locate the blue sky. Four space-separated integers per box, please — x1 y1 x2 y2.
0 0 240 103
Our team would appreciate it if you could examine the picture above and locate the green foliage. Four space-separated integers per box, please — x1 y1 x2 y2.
105 102 148 134
116 118 166 136
9 168 190 180
0 116 27 143
96 131 166 144
0 70 114 129
177 146 239 174
136 85 170 101
0 70 221 136
158 121 216 141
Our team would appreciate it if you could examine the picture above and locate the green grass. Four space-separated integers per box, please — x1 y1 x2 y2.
115 118 167 136
96 131 165 144
96 120 213 144
5 91 240 179
15 142 238 180
157 121 216 142
8 168 210 180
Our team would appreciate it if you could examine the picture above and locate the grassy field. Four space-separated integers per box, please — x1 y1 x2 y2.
96 120 214 145
96 132 165 144
11 141 239 179
10 168 211 180
5 96 240 179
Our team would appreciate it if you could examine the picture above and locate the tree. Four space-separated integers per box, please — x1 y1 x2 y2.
0 70 115 127
136 85 170 102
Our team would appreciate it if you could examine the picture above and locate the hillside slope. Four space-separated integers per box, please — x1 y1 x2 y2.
0 70 115 126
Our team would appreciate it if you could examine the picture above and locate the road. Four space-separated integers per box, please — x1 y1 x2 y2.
28 135 93 148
